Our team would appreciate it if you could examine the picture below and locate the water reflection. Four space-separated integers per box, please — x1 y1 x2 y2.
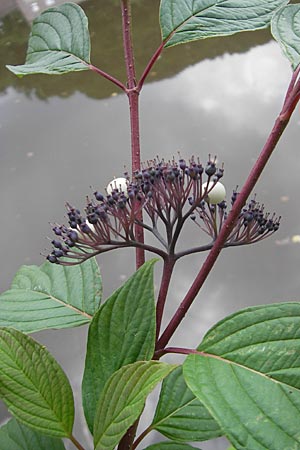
17 0 81 21
1 1 300 449
1 0 273 100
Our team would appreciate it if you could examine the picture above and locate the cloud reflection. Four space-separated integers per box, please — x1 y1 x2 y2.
159 42 291 132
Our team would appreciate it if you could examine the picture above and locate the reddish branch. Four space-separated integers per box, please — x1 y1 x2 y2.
121 0 145 269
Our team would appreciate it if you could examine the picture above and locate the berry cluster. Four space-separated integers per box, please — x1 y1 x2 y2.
46 156 279 265
191 190 280 247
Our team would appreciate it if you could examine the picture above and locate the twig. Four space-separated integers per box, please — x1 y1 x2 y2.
70 435 86 450
88 63 126 91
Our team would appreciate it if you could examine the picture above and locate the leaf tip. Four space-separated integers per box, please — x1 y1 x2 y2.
6 65 26 78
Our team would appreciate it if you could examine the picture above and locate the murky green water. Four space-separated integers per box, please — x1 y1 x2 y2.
1 1 300 449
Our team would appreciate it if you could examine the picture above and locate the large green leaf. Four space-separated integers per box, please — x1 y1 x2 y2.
0 418 66 450
152 366 222 442
198 302 300 387
182 302 300 450
143 443 199 450
184 354 300 450
6 3 90 76
0 328 74 438
272 4 300 70
0 259 102 333
82 259 157 432
93 361 176 450
160 0 288 48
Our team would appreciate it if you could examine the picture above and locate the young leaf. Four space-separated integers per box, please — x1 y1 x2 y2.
182 302 300 449
0 259 102 333
0 328 74 438
0 418 66 450
184 354 300 450
143 443 199 450
93 361 176 450
160 0 288 48
152 366 222 442
271 4 300 70
82 259 157 432
6 3 91 76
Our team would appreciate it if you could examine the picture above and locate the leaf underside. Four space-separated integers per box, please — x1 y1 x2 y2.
160 0 289 47
6 3 91 76
271 4 300 70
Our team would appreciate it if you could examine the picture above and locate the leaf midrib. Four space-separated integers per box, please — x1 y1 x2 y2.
164 2 213 41
0 331 71 435
200 312 300 349
7 288 92 319
152 397 196 430
200 351 300 392
164 0 282 43
26 48 90 65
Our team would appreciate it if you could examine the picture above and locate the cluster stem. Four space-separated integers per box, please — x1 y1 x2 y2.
156 256 176 340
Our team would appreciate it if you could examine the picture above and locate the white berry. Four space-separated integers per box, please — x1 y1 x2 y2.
202 181 226 204
106 177 128 196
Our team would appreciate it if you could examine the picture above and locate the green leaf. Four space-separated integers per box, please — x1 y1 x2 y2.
152 366 222 442
82 259 157 432
0 328 74 438
94 361 176 450
160 0 288 48
0 259 102 333
182 302 300 450
143 443 199 450
6 3 90 76
0 418 66 450
198 302 300 388
184 354 300 450
271 4 300 70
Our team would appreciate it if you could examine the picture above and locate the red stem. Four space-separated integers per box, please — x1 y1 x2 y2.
121 0 145 269
128 90 145 267
156 256 176 340
117 3 145 448
283 65 300 103
156 71 300 351
121 0 136 89
132 425 152 450
88 63 126 91
138 41 165 90
70 435 86 450
155 346 199 358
